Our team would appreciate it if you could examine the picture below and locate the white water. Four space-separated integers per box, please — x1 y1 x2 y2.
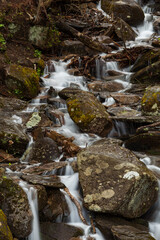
140 157 160 239
11 1 160 239
19 181 41 240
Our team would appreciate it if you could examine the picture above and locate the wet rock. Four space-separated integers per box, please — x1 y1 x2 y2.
58 88 83 100
111 225 155 240
48 97 66 108
61 40 88 55
34 185 47 211
110 93 140 105
21 174 65 188
22 162 67 175
101 0 144 26
26 137 60 163
0 175 32 238
88 81 124 92
0 209 13 240
5 64 39 100
131 49 160 72
152 37 160 47
41 189 69 221
125 131 160 154
66 90 113 136
113 17 137 41
45 60 55 73
141 85 160 115
153 17 160 33
95 213 154 240
77 139 158 218
45 108 65 126
40 222 83 240
0 118 29 156
0 96 27 112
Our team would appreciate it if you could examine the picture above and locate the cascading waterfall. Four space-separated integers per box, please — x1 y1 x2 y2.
19 181 41 240
140 158 160 239
14 1 160 239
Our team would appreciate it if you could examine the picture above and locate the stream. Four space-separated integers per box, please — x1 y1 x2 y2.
6 0 160 239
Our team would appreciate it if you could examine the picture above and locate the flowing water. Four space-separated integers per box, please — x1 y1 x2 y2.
19 181 41 240
12 0 160 239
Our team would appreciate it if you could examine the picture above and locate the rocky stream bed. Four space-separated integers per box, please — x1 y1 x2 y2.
1 0 160 240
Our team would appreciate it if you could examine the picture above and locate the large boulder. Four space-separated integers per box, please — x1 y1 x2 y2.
5 64 39 100
66 90 113 136
141 85 160 115
0 118 29 156
0 172 32 238
125 131 160 153
77 139 158 218
101 0 144 26
95 213 155 240
26 137 60 163
0 209 13 240
0 96 27 112
40 222 83 240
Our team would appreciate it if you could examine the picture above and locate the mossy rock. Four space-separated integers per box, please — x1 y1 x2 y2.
29 26 60 49
5 64 39 100
66 90 113 136
0 176 32 238
0 209 13 240
0 118 29 156
141 85 160 115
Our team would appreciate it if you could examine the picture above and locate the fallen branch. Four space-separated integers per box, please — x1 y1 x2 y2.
136 121 160 134
56 20 111 53
46 130 81 157
64 187 88 225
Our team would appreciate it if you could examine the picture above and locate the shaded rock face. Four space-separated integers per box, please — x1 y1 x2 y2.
95 213 155 240
141 86 160 115
66 91 113 136
41 189 69 221
88 80 124 92
26 137 60 163
0 118 29 156
125 132 160 153
0 176 32 238
5 64 39 100
101 0 144 26
131 61 160 84
111 225 155 240
0 209 13 240
0 97 27 112
113 17 137 41
131 49 160 73
40 222 83 240
77 139 158 218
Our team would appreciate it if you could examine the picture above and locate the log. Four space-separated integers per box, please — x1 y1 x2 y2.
46 130 81 157
64 187 88 225
136 122 160 134
56 20 111 53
